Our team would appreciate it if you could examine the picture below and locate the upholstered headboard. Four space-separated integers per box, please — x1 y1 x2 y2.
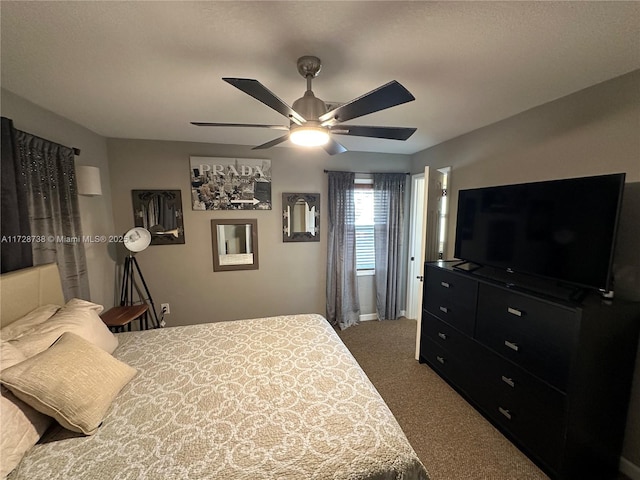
0 263 65 328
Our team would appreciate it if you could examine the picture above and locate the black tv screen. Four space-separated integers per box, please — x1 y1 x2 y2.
454 173 625 291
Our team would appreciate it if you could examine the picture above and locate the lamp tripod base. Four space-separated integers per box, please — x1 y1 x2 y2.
120 255 160 329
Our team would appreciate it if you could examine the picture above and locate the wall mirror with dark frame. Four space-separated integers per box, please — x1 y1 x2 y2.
132 190 185 245
211 218 259 271
282 193 320 242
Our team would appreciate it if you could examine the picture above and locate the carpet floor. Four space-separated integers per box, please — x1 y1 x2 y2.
337 317 551 480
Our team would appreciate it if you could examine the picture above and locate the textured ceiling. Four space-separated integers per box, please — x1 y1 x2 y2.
1 1 639 155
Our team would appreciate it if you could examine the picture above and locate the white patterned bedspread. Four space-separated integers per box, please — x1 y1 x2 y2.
9 314 429 479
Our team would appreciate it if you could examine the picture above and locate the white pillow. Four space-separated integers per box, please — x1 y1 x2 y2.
0 304 60 341
0 341 52 478
8 299 118 358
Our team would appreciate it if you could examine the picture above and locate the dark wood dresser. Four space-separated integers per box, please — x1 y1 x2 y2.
420 260 640 480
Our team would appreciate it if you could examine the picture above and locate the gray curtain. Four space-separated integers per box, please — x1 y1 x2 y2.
15 130 90 300
1 117 33 273
373 173 406 320
326 171 360 330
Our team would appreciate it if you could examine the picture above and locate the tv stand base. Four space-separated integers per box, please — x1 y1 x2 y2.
452 260 482 273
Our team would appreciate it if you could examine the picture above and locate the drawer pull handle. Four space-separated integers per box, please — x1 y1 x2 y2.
498 407 512 420
507 307 523 317
501 376 515 388
504 340 519 352
439 306 448 314
440 281 450 288
438 332 448 340
436 356 445 365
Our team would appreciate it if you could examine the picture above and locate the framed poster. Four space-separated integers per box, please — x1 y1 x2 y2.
190 157 272 210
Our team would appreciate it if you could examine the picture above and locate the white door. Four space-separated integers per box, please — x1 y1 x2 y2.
406 173 425 320
414 166 446 360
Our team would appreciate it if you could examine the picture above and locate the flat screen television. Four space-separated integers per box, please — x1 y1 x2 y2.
453 173 625 293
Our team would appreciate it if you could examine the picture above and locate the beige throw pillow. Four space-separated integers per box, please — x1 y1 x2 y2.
0 341 52 478
8 298 118 358
0 304 60 341
1 332 136 435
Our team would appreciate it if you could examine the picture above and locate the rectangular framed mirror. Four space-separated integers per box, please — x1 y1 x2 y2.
132 190 185 245
283 193 320 242
211 219 259 271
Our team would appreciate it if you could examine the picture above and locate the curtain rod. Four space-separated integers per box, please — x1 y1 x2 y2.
323 169 409 175
14 127 80 156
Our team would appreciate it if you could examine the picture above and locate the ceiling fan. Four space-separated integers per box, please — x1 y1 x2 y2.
191 55 417 155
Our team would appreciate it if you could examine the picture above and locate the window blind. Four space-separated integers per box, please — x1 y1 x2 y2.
354 187 375 271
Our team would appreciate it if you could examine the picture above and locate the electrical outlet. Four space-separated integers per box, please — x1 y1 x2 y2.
161 303 170 315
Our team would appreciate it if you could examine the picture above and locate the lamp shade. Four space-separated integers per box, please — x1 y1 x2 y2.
123 227 151 253
76 166 102 196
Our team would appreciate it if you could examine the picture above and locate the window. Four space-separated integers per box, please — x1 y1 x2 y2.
354 183 374 272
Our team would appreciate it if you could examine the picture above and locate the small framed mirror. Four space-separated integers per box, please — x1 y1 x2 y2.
283 193 320 242
132 190 185 245
211 219 259 271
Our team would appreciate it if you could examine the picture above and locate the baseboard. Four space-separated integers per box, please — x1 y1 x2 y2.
620 456 640 480
360 311 409 322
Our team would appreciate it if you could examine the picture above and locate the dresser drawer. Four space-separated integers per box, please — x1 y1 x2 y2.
474 347 566 471
421 338 475 396
422 313 474 360
424 266 477 335
475 284 579 391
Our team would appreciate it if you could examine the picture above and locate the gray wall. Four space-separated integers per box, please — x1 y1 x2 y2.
411 69 640 467
106 138 411 326
1 88 116 308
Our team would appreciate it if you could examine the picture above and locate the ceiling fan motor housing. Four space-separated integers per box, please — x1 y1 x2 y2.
292 90 327 123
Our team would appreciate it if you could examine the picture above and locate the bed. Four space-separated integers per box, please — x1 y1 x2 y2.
0 264 429 479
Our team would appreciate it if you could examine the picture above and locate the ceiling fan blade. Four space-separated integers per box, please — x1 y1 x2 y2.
223 78 306 125
251 134 290 150
319 80 415 126
329 125 416 141
191 122 289 130
323 138 347 156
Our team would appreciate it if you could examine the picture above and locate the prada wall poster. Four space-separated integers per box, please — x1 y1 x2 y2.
190 157 272 210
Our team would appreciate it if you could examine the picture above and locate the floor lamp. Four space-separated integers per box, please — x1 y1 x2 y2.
120 227 160 328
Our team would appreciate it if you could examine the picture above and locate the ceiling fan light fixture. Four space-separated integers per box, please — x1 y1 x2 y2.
289 125 330 147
